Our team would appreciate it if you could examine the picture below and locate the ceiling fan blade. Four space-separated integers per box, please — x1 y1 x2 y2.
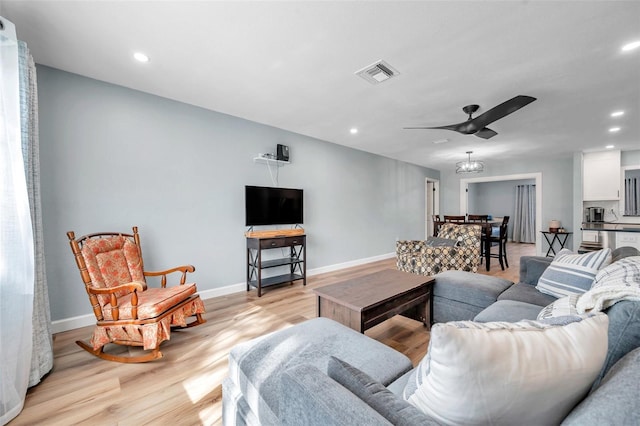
469 95 536 129
404 123 464 132
475 127 498 139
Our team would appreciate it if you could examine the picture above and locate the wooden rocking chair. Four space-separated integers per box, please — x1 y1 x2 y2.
67 226 206 363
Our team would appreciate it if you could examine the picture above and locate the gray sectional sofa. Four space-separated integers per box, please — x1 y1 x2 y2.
222 247 640 425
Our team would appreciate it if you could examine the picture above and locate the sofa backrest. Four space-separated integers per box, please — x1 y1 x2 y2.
519 246 640 286
518 256 553 286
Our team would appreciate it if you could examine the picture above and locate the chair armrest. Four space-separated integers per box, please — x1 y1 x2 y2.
88 281 146 321
87 281 145 295
278 364 392 426
144 265 195 288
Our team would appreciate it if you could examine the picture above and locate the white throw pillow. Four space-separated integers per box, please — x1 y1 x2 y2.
577 256 640 313
405 314 609 426
537 295 580 320
536 248 612 298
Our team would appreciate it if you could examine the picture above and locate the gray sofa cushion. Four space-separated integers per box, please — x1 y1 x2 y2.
434 271 513 308
498 283 558 307
279 364 392 426
474 300 542 322
328 357 438 426
561 347 640 425
592 300 640 390
227 317 413 424
433 296 487 323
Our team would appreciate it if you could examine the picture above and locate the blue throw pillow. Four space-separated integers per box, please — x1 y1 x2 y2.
536 248 611 298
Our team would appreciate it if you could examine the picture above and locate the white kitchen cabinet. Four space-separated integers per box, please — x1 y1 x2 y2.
616 232 640 250
583 150 621 201
582 231 600 243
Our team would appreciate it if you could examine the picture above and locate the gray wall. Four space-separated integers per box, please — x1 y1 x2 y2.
37 66 438 322
441 157 575 251
622 149 640 167
468 179 535 239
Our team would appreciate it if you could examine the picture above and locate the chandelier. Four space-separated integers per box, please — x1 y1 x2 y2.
456 151 484 174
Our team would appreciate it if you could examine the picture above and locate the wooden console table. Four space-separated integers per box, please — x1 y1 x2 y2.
246 234 306 297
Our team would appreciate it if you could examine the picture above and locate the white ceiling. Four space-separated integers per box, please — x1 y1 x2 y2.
2 1 639 171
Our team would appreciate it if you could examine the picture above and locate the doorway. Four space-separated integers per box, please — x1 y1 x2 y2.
425 178 440 239
459 173 542 256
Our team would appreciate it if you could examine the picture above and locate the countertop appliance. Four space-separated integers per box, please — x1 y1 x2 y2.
585 207 605 223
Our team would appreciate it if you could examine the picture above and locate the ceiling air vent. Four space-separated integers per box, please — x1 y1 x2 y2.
355 60 400 84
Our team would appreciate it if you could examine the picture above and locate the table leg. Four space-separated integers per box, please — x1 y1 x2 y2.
485 233 491 271
543 233 554 257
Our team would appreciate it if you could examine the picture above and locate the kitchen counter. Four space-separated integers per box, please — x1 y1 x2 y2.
582 222 640 232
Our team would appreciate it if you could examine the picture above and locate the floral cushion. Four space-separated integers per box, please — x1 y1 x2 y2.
102 282 198 320
91 295 205 350
81 235 146 305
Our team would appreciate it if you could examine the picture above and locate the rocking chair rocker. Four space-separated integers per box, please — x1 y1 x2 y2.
67 226 206 363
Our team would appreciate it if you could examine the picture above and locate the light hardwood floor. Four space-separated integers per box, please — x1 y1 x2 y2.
12 243 535 426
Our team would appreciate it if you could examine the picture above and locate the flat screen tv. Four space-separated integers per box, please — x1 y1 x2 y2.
245 186 304 226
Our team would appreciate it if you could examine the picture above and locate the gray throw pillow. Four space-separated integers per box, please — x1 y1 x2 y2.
426 236 459 247
591 300 640 391
327 357 437 426
562 347 640 425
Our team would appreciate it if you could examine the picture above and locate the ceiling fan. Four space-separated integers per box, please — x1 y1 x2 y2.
404 95 536 139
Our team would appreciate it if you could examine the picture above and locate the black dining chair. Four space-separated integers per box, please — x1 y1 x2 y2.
467 214 489 223
485 216 510 270
443 215 466 223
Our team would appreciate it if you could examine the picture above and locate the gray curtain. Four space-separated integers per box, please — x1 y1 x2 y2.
19 41 54 387
513 184 536 243
625 178 639 216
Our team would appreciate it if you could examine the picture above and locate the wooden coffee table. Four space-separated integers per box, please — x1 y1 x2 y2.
313 269 434 333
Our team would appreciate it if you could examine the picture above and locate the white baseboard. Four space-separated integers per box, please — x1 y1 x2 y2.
51 314 96 334
51 252 395 334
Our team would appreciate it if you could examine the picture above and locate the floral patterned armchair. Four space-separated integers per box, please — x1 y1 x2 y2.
67 226 205 362
396 224 482 275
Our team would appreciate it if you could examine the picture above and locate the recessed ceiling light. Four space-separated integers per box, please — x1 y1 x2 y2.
432 139 449 144
606 145 615 149
350 128 358 134
609 127 621 133
610 110 625 117
621 40 640 52
133 52 150 63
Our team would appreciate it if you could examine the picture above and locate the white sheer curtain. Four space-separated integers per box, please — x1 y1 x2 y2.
513 184 536 243
1 17 35 425
19 39 53 388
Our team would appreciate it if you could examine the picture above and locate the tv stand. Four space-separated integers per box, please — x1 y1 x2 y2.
246 234 306 297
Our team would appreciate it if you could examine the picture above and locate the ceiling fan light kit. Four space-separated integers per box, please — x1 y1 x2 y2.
405 95 536 139
456 151 484 174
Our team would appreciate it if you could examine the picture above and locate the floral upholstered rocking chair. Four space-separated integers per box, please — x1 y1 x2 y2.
67 226 206 362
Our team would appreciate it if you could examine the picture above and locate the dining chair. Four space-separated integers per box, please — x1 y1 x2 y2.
485 216 510 270
443 215 466 223
467 214 489 223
